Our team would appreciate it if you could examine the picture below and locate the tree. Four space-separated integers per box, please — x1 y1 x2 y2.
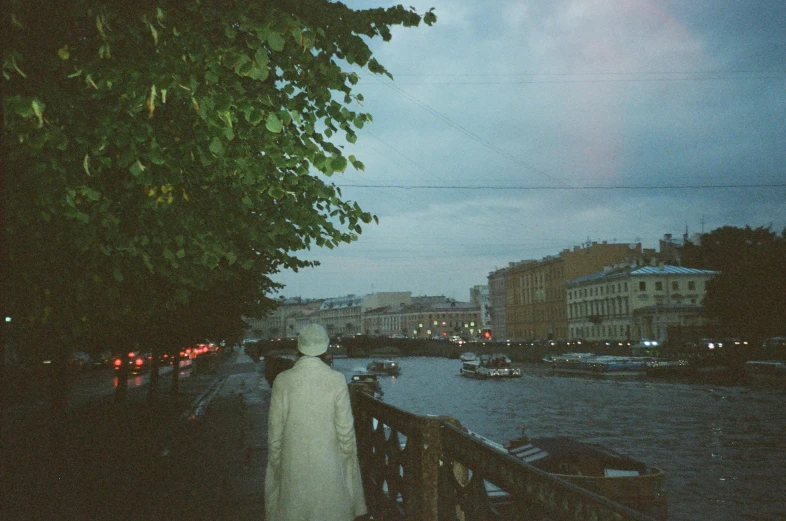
680 225 786 341
3 1 436 390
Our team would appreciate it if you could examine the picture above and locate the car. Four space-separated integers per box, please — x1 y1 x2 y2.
113 351 149 374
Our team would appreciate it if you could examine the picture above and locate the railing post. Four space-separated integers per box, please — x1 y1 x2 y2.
405 416 443 521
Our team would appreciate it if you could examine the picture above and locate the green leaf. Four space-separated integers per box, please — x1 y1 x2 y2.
265 113 282 133
254 48 269 66
129 160 146 177
176 249 186 259
203 253 220 269
80 187 100 201
248 107 264 125
113 268 124 283
248 65 269 82
330 155 348 173
242 195 253 207
209 137 225 156
267 32 285 52
149 147 166 165
225 251 237 265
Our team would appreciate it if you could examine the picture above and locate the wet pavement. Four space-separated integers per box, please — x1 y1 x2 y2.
1 347 271 521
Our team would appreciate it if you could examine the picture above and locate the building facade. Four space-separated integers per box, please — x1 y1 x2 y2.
469 285 491 331
362 300 481 339
242 298 323 340
318 293 413 337
497 242 647 341
567 263 719 342
487 267 509 340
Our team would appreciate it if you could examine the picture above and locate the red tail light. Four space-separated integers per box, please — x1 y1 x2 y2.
135 358 144 366
114 359 122 367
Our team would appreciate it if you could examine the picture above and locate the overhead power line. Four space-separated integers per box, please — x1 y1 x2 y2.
338 183 786 191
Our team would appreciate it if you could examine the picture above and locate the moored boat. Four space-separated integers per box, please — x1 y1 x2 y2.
745 360 786 386
549 354 653 377
644 358 694 378
460 353 521 379
467 427 668 520
366 359 401 376
349 372 385 398
744 336 786 387
506 429 668 520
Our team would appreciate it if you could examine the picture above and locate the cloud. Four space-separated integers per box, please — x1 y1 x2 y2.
273 0 786 301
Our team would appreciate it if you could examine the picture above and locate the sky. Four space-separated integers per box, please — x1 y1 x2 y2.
270 0 786 302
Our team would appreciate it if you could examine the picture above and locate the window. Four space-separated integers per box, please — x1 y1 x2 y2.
688 281 696 290
639 281 646 291
655 282 663 291
672 281 679 290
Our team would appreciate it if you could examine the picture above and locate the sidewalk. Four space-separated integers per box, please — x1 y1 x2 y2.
1 347 272 521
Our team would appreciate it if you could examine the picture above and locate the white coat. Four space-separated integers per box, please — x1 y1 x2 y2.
265 356 367 521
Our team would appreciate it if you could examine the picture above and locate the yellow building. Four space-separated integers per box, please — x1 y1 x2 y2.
501 242 647 340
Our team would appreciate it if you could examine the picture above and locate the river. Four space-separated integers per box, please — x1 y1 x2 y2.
333 356 785 521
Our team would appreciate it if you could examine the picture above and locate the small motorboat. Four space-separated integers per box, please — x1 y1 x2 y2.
349 372 384 398
366 359 401 376
460 353 521 379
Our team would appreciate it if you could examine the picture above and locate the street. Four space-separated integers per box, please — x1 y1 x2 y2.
1 347 270 521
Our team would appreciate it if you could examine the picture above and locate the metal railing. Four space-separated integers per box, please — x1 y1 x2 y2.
350 386 664 521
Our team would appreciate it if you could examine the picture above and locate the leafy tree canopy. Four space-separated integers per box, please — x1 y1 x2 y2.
3 0 436 357
681 225 786 341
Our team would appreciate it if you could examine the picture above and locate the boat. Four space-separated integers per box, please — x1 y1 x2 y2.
541 352 594 364
547 353 653 377
459 352 477 362
505 428 668 520
466 427 668 520
745 361 786 386
460 353 521 379
366 359 401 376
349 372 384 398
744 336 786 387
644 357 694 378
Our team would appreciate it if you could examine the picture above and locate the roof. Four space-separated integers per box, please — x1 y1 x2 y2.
630 265 719 276
568 264 719 286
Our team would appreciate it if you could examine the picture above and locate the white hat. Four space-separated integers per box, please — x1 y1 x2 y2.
298 324 329 356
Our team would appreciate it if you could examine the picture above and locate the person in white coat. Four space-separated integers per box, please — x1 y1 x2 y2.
265 323 368 521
